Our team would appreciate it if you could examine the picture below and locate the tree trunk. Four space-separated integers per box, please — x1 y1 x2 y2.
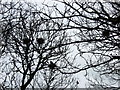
20 85 27 90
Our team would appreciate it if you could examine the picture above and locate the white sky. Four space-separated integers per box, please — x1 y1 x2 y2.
1 0 120 88
0 0 107 88
0 0 98 88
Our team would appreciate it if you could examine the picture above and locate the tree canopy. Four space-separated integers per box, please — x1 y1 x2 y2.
50 1 120 88
0 0 120 89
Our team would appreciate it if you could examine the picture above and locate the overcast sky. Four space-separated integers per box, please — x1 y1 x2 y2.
0 0 98 88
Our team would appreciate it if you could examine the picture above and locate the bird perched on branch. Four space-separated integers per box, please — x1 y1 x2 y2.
102 30 110 38
48 61 57 70
110 16 120 25
23 38 30 44
36 38 45 44
112 55 120 59
76 81 79 84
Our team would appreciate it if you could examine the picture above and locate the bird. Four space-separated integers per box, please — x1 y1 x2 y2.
111 16 120 25
113 43 120 48
36 38 45 44
112 55 120 59
48 61 57 70
76 81 79 84
23 38 30 44
102 30 110 37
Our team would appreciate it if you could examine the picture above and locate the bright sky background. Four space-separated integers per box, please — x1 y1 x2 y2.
0 0 101 88
29 0 89 87
1 0 120 88
0 0 105 88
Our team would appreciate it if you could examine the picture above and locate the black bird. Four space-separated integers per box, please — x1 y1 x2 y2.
102 30 110 37
36 38 45 44
112 55 120 59
76 81 79 84
113 43 120 48
48 61 57 70
23 38 30 44
111 16 120 25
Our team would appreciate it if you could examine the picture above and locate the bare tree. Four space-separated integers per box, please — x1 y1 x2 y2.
1 0 120 89
46 0 120 89
0 1 79 90
31 69 79 90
